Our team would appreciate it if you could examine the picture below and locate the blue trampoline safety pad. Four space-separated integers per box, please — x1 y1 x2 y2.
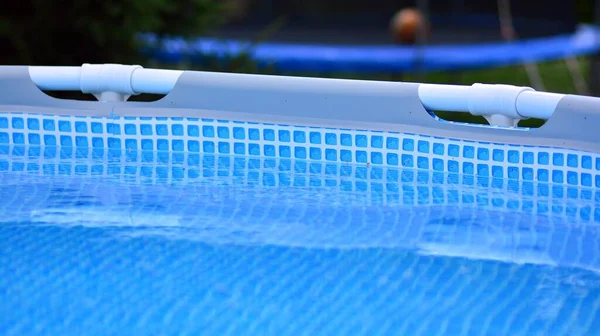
144 25 600 73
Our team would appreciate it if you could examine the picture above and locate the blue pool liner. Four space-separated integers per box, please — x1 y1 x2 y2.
2 65 600 336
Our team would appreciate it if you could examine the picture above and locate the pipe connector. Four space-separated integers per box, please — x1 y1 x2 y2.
80 63 142 97
468 83 534 126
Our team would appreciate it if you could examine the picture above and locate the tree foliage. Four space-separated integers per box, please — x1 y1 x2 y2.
576 0 598 23
0 0 223 65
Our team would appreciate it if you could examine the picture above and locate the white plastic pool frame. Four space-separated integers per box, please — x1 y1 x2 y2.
25 64 563 125
1 64 600 189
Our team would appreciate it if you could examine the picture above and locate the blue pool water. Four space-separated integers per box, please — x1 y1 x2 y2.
1 146 599 335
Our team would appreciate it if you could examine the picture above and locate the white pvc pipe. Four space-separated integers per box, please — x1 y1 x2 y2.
29 65 183 95
29 66 82 91
417 84 471 113
130 68 183 95
515 90 565 120
418 83 565 120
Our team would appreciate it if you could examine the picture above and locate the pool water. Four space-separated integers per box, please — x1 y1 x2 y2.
1 146 599 335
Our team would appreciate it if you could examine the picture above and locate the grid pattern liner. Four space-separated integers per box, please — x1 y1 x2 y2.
1 145 598 225
1 113 599 190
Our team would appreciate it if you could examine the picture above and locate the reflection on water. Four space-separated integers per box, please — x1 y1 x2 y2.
1 146 600 335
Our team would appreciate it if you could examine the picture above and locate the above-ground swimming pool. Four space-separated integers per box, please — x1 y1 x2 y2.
1 64 600 335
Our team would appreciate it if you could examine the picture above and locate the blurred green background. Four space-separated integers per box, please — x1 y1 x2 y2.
0 0 597 127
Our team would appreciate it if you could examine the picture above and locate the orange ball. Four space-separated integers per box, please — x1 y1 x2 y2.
390 8 429 45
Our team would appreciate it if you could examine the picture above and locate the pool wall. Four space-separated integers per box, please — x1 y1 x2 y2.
1 65 600 190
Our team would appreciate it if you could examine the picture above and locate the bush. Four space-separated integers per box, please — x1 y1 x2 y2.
576 0 598 23
0 0 223 66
